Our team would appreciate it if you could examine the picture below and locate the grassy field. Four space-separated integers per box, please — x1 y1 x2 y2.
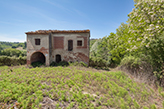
0 65 164 109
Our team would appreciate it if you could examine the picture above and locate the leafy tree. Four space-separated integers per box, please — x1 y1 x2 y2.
0 45 2 51
90 39 97 48
90 0 164 70
107 23 132 64
24 42 27 49
12 46 17 48
127 0 164 66
0 45 2 55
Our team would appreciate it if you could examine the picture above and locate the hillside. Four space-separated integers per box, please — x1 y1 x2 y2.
0 41 26 50
0 65 164 109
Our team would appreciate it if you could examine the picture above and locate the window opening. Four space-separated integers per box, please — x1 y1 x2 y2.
68 40 73 51
35 39 40 45
56 54 61 63
77 40 82 46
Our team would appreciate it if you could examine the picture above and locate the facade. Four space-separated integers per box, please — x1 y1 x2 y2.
26 30 90 66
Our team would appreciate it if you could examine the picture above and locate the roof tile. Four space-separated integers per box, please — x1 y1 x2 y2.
25 29 90 34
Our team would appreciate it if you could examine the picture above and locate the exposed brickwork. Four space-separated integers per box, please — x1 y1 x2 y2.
77 36 88 49
63 52 89 64
76 52 89 63
26 30 90 66
40 47 48 54
27 47 48 54
54 37 64 49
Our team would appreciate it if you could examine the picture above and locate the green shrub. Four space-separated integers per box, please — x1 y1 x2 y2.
31 61 45 67
120 55 153 74
0 48 26 57
50 61 87 67
0 56 26 66
69 61 88 67
50 61 69 67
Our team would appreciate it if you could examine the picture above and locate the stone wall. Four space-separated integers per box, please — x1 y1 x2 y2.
26 34 50 66
50 33 90 65
26 32 90 66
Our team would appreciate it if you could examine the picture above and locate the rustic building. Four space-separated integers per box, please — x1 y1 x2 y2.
25 30 90 66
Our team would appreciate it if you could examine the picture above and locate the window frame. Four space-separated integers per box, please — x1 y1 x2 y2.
68 40 73 51
35 39 41 45
77 40 82 46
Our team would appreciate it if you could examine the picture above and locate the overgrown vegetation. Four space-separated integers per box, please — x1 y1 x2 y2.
0 42 27 66
0 48 27 66
0 48 26 57
0 65 164 108
90 0 164 85
0 56 26 66
90 39 97 49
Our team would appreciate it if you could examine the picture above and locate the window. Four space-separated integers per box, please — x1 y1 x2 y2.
35 39 40 45
68 40 73 51
77 40 82 46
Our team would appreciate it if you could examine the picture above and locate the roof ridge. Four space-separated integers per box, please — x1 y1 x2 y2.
25 29 90 34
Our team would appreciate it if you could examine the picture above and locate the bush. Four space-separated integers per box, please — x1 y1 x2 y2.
69 61 88 67
120 55 153 74
31 61 45 67
89 57 115 68
50 61 88 67
50 61 69 67
0 56 26 66
89 57 107 67
119 55 157 84
0 48 26 57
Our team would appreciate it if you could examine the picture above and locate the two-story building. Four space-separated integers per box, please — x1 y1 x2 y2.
25 30 90 66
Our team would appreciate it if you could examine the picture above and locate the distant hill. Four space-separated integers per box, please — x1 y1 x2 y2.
0 41 26 50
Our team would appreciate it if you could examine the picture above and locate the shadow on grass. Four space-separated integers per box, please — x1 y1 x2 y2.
90 66 111 71
31 61 45 67
50 61 69 67
31 61 111 72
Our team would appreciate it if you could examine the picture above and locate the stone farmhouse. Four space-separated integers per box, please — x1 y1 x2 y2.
25 30 90 66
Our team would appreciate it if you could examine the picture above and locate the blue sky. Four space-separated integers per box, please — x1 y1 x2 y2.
0 0 134 42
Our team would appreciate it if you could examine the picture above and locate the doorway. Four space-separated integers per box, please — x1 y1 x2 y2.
56 54 61 63
31 52 45 64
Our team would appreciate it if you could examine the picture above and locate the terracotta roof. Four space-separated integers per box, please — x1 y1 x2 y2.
25 29 90 34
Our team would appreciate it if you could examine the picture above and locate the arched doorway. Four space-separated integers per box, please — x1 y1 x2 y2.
56 54 61 63
31 52 45 64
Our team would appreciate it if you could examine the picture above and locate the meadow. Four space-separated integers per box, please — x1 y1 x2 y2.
0 65 164 109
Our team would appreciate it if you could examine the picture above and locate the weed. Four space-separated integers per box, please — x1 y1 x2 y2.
0 65 163 108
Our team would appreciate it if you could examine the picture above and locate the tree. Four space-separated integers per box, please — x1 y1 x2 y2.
126 0 164 68
107 23 132 64
128 0 164 44
0 45 2 54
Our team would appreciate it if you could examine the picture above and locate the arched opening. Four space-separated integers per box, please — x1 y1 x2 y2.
31 52 45 64
56 54 61 63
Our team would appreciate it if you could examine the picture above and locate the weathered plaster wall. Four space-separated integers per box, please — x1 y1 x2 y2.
27 32 90 66
50 33 90 65
26 34 50 65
